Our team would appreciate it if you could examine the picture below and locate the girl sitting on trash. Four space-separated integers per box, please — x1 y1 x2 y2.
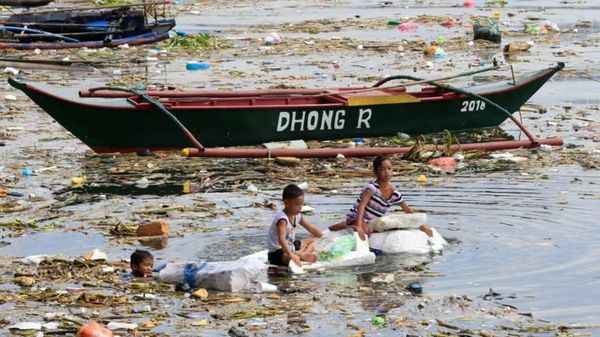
329 155 433 240
267 184 323 267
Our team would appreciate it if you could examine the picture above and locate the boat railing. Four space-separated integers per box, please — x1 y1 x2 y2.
124 94 347 109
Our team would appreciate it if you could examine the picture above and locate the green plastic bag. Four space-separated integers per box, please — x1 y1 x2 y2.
320 234 356 261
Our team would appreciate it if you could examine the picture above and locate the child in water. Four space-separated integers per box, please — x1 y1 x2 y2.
330 155 433 240
130 249 154 278
267 184 323 267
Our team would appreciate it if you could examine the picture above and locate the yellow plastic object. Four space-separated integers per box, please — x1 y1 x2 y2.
71 176 86 186
417 175 427 183
192 288 208 300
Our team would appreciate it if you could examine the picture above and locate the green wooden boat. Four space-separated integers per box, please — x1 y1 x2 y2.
8 63 563 153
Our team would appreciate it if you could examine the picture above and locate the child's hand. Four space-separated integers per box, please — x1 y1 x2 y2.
419 225 433 237
291 253 302 267
357 227 367 241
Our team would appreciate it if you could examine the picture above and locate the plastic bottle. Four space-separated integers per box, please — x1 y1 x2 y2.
406 282 422 294
186 61 210 71
22 166 32 177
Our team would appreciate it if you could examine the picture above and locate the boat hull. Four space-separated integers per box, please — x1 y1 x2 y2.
0 0 54 6
0 6 175 49
8 64 563 153
0 30 170 50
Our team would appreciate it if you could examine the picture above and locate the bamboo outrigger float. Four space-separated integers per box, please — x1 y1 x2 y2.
9 63 564 158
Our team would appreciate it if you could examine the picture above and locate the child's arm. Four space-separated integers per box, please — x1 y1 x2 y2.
276 219 301 266
300 217 323 238
355 189 374 240
400 200 414 213
400 201 433 237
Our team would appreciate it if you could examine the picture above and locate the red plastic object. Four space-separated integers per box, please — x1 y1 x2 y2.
442 21 461 28
78 321 114 337
429 157 457 167
463 0 474 8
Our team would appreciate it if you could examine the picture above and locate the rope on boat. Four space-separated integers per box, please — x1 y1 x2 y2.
371 65 507 88
88 86 205 151
370 74 540 145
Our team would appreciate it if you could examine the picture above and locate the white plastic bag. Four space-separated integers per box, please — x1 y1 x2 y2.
369 227 447 254
370 213 427 232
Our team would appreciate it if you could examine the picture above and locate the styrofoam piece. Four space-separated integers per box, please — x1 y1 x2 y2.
107 322 138 330
255 282 277 292
85 248 107 261
8 322 42 330
19 255 50 265
262 139 307 150
370 213 428 231
369 228 447 254
300 205 315 213
288 260 304 274
299 249 375 272
289 232 375 273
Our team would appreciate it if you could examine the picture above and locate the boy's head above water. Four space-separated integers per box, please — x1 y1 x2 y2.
282 184 304 216
130 249 154 277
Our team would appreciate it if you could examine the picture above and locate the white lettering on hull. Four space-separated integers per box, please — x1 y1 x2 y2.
357 108 372 129
291 111 305 131
277 111 290 132
276 109 364 132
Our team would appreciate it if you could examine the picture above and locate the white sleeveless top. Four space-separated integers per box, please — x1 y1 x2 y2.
267 210 301 253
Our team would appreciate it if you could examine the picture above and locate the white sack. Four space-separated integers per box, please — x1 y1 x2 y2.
156 256 265 292
369 227 446 254
370 213 428 232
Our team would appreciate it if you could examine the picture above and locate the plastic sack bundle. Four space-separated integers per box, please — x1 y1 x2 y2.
369 227 447 254
155 255 265 292
370 213 427 232
315 230 356 261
